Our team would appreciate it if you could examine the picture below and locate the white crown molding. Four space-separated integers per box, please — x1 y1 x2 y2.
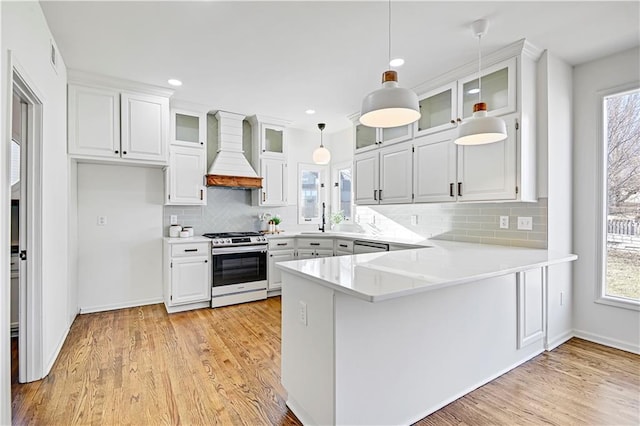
67 69 174 98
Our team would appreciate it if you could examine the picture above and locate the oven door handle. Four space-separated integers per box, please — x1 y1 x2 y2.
212 245 268 255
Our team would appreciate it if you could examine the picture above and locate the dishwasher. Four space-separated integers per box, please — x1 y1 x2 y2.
353 240 389 254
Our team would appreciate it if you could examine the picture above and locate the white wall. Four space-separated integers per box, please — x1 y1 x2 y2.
538 51 574 348
0 2 8 424
1 0 72 385
573 47 640 353
327 126 354 165
77 164 164 312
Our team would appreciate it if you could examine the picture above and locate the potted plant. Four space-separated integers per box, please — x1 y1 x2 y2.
331 211 345 229
272 215 282 232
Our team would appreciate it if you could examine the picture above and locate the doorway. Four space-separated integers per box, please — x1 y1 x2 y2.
10 67 44 384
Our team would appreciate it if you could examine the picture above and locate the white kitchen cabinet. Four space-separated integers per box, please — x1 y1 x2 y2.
335 239 354 256
68 84 120 158
415 82 458 137
165 145 207 205
379 144 413 204
260 158 288 206
163 240 211 313
68 79 171 165
353 151 379 205
354 142 413 205
517 268 546 349
171 108 206 148
296 238 334 258
413 132 458 203
354 122 413 154
297 248 334 258
457 58 516 121
268 249 295 291
457 114 518 201
249 115 291 207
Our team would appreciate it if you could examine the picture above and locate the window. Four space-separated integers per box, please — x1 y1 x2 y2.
598 88 640 309
331 161 353 222
298 163 328 224
11 140 20 186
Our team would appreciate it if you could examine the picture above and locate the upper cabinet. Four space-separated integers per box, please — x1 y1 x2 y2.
171 109 206 148
353 122 413 154
249 115 291 206
353 40 542 205
68 72 172 166
415 57 516 139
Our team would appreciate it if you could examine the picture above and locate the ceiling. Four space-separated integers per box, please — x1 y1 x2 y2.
40 1 640 133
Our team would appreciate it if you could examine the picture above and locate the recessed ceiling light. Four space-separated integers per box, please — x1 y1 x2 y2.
167 79 183 87
389 58 405 67
305 109 316 115
467 88 480 94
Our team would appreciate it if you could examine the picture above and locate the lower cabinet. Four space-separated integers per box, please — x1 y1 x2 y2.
268 249 295 291
163 240 211 313
297 248 334 259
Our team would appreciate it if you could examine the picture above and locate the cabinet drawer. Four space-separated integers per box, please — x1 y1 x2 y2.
297 238 334 250
171 242 209 257
335 240 353 253
269 238 296 250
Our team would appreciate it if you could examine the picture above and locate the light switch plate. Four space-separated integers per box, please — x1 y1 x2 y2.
299 301 308 326
517 216 533 231
97 216 107 226
411 215 418 226
170 215 178 225
499 216 509 229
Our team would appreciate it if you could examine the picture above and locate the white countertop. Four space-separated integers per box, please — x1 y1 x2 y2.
265 231 426 247
276 240 577 302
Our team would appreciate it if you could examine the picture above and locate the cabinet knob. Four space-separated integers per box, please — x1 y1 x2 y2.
450 120 456 124
122 151 127 155
200 141 204 145
456 118 462 123
204 260 208 263
115 150 119 154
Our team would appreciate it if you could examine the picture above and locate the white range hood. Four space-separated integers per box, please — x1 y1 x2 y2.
206 111 262 188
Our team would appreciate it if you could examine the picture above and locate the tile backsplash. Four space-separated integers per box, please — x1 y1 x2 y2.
163 187 298 235
355 198 548 249
165 188 548 249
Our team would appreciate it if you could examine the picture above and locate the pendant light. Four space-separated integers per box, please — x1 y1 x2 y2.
455 19 507 145
360 0 420 128
313 123 331 165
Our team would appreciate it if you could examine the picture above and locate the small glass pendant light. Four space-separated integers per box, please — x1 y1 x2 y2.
313 123 331 165
455 19 507 145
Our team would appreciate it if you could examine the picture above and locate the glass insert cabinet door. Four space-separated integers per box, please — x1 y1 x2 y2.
262 125 284 155
416 81 457 137
458 57 516 119
172 109 205 147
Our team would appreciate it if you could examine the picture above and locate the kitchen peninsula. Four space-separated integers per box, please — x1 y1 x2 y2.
277 241 577 425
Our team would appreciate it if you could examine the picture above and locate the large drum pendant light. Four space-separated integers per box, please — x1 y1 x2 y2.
455 19 507 145
313 123 331 165
360 0 420 129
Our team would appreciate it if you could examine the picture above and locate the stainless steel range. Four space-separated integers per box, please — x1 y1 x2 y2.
203 232 268 308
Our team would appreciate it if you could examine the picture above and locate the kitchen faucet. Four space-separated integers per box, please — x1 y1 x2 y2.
319 202 326 232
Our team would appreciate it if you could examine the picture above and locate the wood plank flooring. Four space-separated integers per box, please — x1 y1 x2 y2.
11 297 640 425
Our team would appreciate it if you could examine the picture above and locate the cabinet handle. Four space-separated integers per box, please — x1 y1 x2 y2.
449 183 454 197
458 182 462 197
122 151 127 155
374 190 377 201
277 243 288 246
200 190 203 200
184 248 198 252
115 150 119 154
379 189 382 200
262 192 266 202
339 244 348 248
310 243 320 246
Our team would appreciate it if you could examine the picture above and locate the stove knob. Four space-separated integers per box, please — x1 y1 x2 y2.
226 239 231 244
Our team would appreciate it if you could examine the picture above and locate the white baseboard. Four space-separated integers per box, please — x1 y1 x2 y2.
546 330 574 351
573 329 640 354
79 297 163 314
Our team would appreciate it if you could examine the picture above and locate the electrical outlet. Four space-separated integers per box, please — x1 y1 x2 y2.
411 215 418 226
299 301 307 326
97 216 107 226
170 215 178 225
499 216 509 229
517 216 533 231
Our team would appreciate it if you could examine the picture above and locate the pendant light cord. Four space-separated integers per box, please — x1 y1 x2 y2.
388 0 392 66
477 33 482 103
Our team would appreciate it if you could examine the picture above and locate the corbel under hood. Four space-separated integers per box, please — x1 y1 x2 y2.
206 111 262 189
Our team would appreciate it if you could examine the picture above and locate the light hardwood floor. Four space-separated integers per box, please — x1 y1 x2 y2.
11 297 640 425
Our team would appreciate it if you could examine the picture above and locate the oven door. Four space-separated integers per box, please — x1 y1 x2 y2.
211 245 267 287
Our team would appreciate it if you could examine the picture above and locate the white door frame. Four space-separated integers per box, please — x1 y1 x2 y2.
11 54 45 383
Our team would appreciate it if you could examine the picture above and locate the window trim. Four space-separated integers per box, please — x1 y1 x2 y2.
594 83 640 311
331 160 353 222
